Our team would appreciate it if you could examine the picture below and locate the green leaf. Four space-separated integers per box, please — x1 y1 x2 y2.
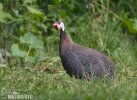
11 44 27 58
59 9 67 17
122 17 137 34
20 33 44 49
26 6 46 22
27 6 43 15
133 19 137 31
0 3 13 23
23 0 35 4
11 44 36 63
25 56 35 63
48 5 57 10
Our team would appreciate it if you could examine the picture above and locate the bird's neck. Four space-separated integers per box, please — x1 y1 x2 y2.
60 30 72 42
59 30 73 54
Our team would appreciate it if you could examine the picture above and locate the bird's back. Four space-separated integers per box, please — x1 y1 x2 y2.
60 43 115 79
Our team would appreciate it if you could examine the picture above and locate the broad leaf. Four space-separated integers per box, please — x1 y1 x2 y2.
20 33 44 49
11 44 27 58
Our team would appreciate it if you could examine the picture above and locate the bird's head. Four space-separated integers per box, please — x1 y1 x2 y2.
53 19 65 31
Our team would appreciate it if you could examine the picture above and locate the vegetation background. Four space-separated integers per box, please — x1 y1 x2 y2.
0 0 137 99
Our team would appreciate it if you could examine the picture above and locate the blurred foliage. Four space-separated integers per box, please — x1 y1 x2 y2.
0 0 137 100
0 0 137 67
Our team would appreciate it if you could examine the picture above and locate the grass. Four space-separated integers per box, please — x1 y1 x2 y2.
0 1 137 99
1 17 137 100
0 61 137 100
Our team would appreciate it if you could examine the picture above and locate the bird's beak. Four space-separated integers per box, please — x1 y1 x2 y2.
53 22 61 31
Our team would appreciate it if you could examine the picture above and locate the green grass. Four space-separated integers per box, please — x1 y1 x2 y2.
1 19 137 99
1 0 137 100
0 63 137 100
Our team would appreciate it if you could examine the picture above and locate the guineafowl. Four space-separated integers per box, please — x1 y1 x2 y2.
53 20 115 80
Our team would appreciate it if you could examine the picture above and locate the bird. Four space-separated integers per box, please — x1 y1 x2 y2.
53 19 115 80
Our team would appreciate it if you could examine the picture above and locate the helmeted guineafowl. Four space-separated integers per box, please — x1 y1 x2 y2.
53 20 115 80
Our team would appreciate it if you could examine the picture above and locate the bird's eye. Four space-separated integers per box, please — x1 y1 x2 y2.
58 22 60 25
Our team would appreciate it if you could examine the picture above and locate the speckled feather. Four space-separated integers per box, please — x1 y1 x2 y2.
59 29 115 80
